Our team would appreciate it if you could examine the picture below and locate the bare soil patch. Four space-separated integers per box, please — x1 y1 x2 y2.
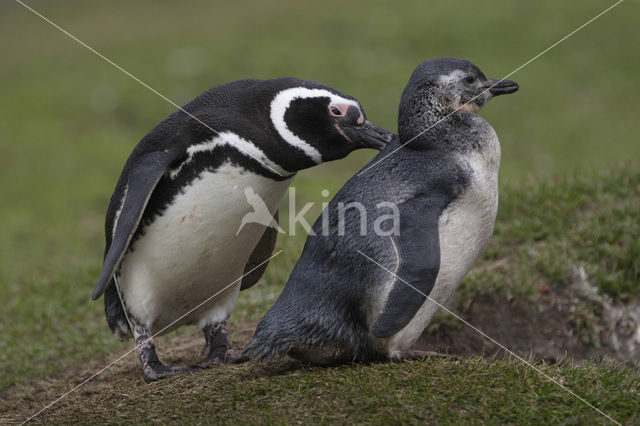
418 267 640 364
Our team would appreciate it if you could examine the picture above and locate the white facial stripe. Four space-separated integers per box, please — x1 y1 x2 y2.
169 131 292 179
270 87 359 164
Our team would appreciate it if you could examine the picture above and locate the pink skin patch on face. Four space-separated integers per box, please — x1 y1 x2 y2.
329 104 364 124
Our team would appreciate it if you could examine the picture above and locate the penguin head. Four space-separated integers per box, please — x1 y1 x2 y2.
270 84 393 169
399 58 518 136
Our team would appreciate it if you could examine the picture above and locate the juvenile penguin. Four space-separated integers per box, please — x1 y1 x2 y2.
244 58 518 363
92 78 393 380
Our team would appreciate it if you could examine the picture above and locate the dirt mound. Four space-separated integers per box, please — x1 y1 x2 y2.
417 266 640 364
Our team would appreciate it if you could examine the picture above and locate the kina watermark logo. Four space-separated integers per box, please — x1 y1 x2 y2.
237 186 400 238
236 187 284 235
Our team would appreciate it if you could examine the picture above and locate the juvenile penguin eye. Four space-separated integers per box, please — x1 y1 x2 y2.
329 106 343 116
464 76 476 84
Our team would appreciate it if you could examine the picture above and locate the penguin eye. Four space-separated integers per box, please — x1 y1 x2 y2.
329 106 343 117
464 76 476 84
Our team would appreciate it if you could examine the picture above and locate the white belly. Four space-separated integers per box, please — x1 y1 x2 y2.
386 135 501 355
117 163 293 335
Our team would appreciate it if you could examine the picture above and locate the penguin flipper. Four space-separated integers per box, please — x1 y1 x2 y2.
370 194 446 338
92 148 182 300
240 211 279 291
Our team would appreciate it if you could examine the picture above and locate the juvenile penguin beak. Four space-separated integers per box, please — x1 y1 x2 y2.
344 121 394 150
487 78 519 96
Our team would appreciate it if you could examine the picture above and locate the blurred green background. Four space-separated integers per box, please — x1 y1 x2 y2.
1 0 638 387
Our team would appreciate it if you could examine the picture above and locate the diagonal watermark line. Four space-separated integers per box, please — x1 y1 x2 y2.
358 0 625 176
21 250 284 425
13 0 286 177
356 250 621 425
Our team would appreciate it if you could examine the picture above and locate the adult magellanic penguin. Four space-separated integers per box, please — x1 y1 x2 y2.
92 78 393 380
244 58 518 364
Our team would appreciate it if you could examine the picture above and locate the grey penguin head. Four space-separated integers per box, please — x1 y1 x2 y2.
398 58 518 140
270 83 393 167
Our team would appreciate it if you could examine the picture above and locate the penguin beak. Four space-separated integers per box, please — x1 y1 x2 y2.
486 78 519 96
342 121 394 150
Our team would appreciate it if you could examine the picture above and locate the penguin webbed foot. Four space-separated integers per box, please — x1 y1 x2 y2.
389 349 460 362
135 333 202 382
142 362 203 382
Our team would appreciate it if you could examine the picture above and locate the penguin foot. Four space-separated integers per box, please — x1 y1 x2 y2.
135 333 202 382
142 362 202 382
390 350 461 362
196 322 248 367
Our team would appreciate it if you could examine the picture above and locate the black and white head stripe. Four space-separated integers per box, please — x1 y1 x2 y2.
270 87 360 164
169 131 293 179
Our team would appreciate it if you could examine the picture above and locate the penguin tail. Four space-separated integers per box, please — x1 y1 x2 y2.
243 335 290 363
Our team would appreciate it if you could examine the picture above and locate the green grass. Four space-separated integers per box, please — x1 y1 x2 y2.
1 0 639 421
29 358 640 424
